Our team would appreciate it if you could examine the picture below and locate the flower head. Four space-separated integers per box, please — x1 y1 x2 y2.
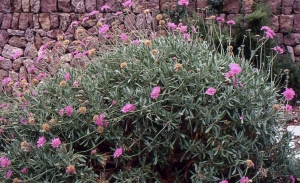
121 104 136 113
120 33 128 41
0 156 11 168
101 5 110 12
180 25 188 33
285 104 293 111
150 86 161 99
227 20 236 25
132 39 140 45
282 88 295 101
219 180 228 183
64 73 70 81
122 0 132 7
82 17 89 23
178 0 189 6
115 11 122 16
216 17 225 22
37 136 46 147
65 106 73 116
229 63 242 75
167 22 177 30
59 108 64 116
240 177 249 183
66 165 76 174
265 29 275 39
73 80 78 87
95 113 108 127
192 25 197 33
91 150 97 155
6 170 12 179
114 147 123 158
21 167 27 174
245 159 254 167
2 77 11 85
99 24 109 34
290 175 295 183
205 87 216 96
89 10 99 16
78 107 87 114
272 46 284 54
51 138 61 148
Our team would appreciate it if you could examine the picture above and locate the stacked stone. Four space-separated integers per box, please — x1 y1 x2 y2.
0 0 208 87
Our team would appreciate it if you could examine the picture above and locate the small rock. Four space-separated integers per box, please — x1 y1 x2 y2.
71 0 85 13
41 0 57 12
30 0 41 13
12 58 23 71
7 29 25 36
1 14 12 29
2 44 24 60
22 0 31 12
39 13 51 31
8 36 27 48
0 30 9 47
24 42 38 59
58 0 71 12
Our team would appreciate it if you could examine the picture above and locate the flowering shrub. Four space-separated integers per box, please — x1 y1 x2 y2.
0 34 299 182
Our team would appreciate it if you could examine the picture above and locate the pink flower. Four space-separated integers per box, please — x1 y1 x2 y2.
114 147 123 158
13 50 22 59
2 77 11 85
239 116 244 120
51 138 61 148
20 117 27 124
91 150 97 155
120 33 128 41
122 0 132 7
192 25 197 33
37 136 46 147
272 46 284 54
219 180 228 183
180 25 188 33
37 73 47 80
205 87 216 96
89 10 99 16
260 26 271 31
66 165 76 174
36 53 45 63
32 91 37 96
121 103 136 113
132 39 140 45
65 106 73 116
240 176 249 183
290 175 295 183
167 22 177 30
225 71 235 78
0 156 11 168
101 5 110 11
0 57 4 61
229 63 242 75
178 0 189 6
99 24 109 34
265 29 275 39
59 108 65 116
73 80 78 87
21 167 27 174
95 113 108 127
82 17 89 23
282 88 296 101
150 86 161 99
216 17 225 22
183 33 190 39
115 11 122 16
112 100 117 105
28 66 36 73
64 73 70 81
6 170 12 179
285 104 293 111
227 20 236 25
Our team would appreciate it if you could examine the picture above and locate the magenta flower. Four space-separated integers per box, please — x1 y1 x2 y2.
37 73 47 80
20 117 27 124
121 103 136 113
229 63 242 75
227 20 236 25
240 177 249 183
112 100 117 105
95 113 108 127
120 33 128 41
225 71 235 78
0 156 11 168
265 29 275 39
65 106 73 116
282 88 295 101
51 138 61 148
178 0 189 6
183 33 190 39
216 17 225 23
150 86 161 99
219 180 228 183
37 136 46 147
114 147 123 158
290 175 295 183
285 104 293 111
59 108 65 116
32 91 37 96
167 22 177 30
64 73 70 81
2 77 11 85
73 80 78 87
132 39 140 45
180 25 188 33
261 26 271 31
13 50 22 59
99 24 109 34
122 0 132 7
91 150 97 155
82 17 89 23
21 167 27 174
272 46 284 54
6 170 12 179
205 87 216 96
192 25 197 33
101 5 110 11
28 66 36 73
115 11 122 16
66 165 76 174
88 10 99 16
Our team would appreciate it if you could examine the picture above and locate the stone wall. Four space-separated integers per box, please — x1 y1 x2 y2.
0 0 298 86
